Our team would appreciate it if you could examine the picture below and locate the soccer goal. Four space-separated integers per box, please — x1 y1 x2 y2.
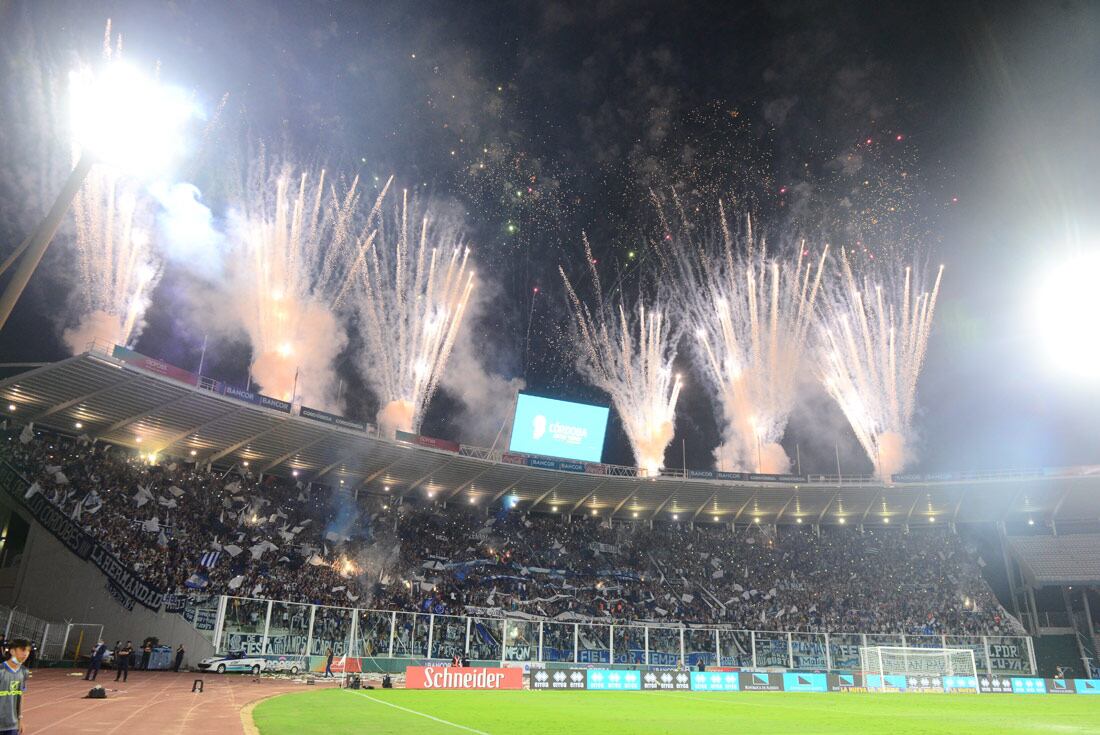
859 646 978 686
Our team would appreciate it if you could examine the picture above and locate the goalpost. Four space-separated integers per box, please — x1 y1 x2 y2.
859 646 978 691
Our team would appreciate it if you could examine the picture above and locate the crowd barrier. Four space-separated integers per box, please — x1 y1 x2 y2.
212 595 1038 677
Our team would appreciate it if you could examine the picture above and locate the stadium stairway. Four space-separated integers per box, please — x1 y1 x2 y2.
1033 634 1083 677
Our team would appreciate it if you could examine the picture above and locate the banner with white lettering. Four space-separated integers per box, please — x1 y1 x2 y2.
105 579 135 611
0 462 95 559
88 543 165 611
405 666 524 690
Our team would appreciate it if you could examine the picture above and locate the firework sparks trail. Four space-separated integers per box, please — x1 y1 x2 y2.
663 197 827 473
560 235 682 476
64 168 158 353
352 187 475 437
63 22 159 354
818 249 943 479
231 155 385 408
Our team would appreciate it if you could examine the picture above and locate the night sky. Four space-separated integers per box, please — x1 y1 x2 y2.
1 0 1098 474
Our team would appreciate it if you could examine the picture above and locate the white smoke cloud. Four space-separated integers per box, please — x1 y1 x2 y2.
151 181 225 277
439 285 525 448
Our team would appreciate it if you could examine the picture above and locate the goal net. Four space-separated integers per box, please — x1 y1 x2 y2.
859 646 977 683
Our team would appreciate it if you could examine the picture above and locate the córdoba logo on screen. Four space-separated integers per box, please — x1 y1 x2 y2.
532 415 547 440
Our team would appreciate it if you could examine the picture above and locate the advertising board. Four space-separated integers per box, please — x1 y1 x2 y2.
690 671 741 691
529 668 588 690
739 672 784 691
585 669 641 690
641 670 691 690
405 666 524 690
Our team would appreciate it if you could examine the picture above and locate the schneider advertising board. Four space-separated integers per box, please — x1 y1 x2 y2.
405 666 523 690
508 393 610 464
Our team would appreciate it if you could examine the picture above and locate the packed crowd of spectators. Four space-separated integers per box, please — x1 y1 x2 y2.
2 428 1022 637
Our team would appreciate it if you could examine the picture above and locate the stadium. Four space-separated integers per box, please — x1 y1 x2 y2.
2 3 1100 734
0 344 1098 732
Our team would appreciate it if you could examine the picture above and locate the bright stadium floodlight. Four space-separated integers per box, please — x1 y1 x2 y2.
1035 250 1100 380
69 62 195 177
0 58 195 332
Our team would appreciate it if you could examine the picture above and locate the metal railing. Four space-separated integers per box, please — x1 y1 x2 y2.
207 594 1037 676
0 605 102 662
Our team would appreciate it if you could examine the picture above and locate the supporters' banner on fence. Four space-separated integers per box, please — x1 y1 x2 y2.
1 464 95 560
112 345 199 386
405 666 524 690
986 639 1031 673
642 670 691 690
396 431 460 453
89 543 164 611
105 579 135 610
529 668 587 690
163 594 188 614
221 385 292 413
299 406 367 432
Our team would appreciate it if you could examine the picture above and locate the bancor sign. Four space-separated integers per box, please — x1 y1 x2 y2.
509 393 609 463
405 666 524 690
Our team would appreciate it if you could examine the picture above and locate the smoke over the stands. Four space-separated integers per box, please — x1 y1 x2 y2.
439 279 526 448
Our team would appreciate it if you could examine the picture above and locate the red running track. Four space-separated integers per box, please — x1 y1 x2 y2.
23 669 341 734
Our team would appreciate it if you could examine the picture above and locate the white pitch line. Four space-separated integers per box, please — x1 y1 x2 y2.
351 690 492 734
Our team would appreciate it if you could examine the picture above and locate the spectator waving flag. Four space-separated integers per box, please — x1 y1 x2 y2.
184 572 209 589
199 551 221 569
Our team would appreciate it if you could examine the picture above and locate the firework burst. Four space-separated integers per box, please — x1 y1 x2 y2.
818 249 943 479
351 187 475 436
560 236 682 476
230 154 379 408
63 167 158 353
664 198 827 473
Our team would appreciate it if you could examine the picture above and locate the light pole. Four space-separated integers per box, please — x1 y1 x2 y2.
0 154 94 331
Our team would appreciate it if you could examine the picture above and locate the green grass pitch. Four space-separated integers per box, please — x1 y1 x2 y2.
252 688 1100 734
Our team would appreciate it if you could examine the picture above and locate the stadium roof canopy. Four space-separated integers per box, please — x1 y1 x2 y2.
3 348 1100 527
1008 535 1100 586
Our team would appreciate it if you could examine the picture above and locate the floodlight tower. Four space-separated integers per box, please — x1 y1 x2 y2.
0 61 193 331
